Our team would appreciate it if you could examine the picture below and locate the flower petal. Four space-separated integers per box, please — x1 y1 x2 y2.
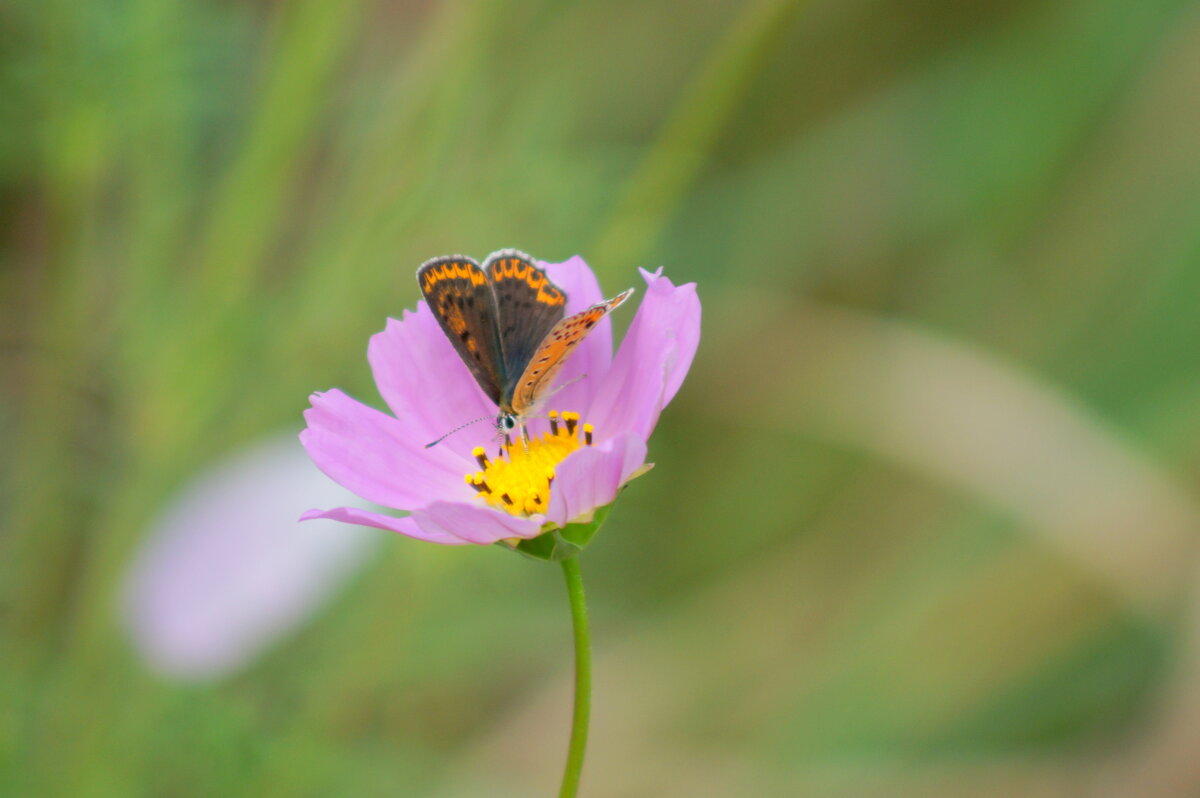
540 256 614 416
123 436 383 679
368 302 496 464
544 255 605 315
300 506 468 545
545 432 648 526
300 388 469 510
584 268 700 441
410 501 543 544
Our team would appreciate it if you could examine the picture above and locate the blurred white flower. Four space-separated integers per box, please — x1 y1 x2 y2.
122 434 383 679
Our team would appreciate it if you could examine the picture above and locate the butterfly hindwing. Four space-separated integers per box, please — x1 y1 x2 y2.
508 288 635 415
417 256 506 405
483 250 566 394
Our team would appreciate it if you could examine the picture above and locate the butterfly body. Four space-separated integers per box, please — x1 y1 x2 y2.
418 250 633 441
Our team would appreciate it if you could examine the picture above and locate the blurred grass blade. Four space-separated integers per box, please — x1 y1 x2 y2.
711 292 1200 611
191 0 363 312
592 0 807 267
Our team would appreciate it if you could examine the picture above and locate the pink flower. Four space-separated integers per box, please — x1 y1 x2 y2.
300 256 700 546
123 436 382 679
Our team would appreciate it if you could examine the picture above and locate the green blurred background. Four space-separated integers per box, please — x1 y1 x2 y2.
5 0 1200 795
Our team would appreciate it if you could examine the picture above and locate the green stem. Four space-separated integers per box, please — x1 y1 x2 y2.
558 557 591 798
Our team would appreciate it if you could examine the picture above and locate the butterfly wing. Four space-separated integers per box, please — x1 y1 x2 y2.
507 287 635 416
417 255 506 406
482 249 567 391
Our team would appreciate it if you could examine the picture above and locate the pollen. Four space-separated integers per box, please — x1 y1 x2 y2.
467 410 591 517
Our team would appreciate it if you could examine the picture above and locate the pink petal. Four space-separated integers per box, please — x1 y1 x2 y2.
300 506 468 545
410 501 543 544
123 436 382 679
545 432 648 526
300 389 469 510
584 269 700 442
544 255 605 315
539 256 614 416
368 302 496 464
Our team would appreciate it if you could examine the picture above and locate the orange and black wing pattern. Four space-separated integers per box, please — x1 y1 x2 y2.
483 250 566 386
417 256 505 405
508 288 634 415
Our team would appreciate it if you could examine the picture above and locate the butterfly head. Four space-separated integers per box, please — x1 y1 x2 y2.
496 412 521 439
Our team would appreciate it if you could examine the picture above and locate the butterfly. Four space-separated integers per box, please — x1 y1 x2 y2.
417 249 633 446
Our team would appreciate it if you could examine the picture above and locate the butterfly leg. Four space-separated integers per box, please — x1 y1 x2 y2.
541 374 587 403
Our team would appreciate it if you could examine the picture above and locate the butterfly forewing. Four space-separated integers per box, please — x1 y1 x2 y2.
417 256 506 405
508 288 635 415
483 250 566 392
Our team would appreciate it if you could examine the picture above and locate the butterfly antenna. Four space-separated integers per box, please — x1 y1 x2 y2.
424 415 495 448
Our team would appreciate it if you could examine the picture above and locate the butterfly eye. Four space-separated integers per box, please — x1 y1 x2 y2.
503 416 516 430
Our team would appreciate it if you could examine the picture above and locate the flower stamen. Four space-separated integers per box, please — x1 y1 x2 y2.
472 447 490 470
467 409 593 517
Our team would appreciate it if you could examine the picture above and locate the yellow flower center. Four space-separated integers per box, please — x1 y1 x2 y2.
464 410 593 517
